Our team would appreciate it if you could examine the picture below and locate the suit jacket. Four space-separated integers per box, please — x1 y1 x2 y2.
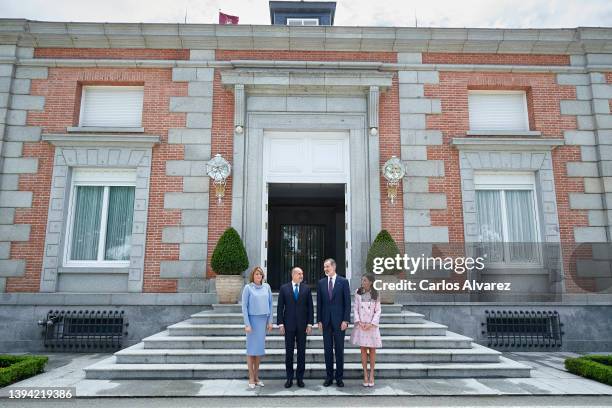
317 274 351 329
277 281 314 332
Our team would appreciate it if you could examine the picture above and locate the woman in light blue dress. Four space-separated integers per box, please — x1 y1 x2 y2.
241 266 273 389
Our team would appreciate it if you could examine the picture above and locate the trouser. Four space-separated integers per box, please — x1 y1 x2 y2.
284 329 307 380
322 323 345 381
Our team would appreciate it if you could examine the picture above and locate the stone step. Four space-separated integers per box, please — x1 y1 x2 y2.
85 356 530 380
190 311 424 325
115 342 501 364
142 331 475 350
211 303 404 314
167 321 448 337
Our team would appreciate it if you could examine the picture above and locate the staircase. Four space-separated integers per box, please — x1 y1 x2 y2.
84 295 531 379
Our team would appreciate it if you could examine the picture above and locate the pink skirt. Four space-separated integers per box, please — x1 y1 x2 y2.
350 323 382 348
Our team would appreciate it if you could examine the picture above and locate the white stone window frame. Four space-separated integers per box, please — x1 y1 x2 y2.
473 171 543 269
63 168 137 269
468 90 530 133
286 18 319 26
453 137 565 277
40 134 158 292
75 85 145 132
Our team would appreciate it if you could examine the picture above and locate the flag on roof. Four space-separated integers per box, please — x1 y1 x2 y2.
219 12 239 25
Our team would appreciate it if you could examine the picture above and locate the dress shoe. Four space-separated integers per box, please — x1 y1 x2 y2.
284 379 293 388
323 379 333 387
297 379 305 388
336 379 344 387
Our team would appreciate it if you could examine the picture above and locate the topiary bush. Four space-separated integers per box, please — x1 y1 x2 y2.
565 354 612 386
365 229 402 275
0 355 48 387
210 227 249 275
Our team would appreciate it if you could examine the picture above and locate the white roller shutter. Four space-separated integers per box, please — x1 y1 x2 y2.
468 91 529 132
286 18 319 26
79 86 144 128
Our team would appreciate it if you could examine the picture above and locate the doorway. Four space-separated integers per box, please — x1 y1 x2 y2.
266 183 346 290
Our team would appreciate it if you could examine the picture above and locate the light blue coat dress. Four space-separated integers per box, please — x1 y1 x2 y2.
241 282 273 356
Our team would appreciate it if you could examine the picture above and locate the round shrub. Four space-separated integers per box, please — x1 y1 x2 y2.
365 229 402 275
211 227 249 275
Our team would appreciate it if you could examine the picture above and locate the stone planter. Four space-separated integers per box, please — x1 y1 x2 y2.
215 275 244 304
378 274 399 304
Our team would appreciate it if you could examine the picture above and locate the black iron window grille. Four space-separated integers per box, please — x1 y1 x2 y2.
39 309 127 351
482 310 563 349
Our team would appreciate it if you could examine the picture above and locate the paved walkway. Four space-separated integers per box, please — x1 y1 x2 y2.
1 351 612 398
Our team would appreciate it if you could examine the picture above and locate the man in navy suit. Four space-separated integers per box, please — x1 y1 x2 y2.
317 258 350 387
277 267 314 388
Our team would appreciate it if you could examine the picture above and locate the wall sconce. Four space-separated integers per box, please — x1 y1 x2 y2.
235 125 244 134
369 127 378 136
206 154 232 204
382 156 406 205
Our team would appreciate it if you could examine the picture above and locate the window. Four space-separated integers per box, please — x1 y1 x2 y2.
64 168 136 267
286 18 319 26
79 86 144 128
474 172 541 265
468 91 529 132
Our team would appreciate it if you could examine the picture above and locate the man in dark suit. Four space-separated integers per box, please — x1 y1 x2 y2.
316 258 350 387
277 266 314 388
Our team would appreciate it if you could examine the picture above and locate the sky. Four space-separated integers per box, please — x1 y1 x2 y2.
0 0 610 28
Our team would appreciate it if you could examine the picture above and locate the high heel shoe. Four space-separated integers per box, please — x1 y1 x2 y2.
248 383 256 389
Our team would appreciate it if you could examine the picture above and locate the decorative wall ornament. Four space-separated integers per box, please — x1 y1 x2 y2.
382 156 406 205
206 154 232 204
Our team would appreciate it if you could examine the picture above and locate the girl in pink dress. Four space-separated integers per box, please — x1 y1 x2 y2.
350 273 382 387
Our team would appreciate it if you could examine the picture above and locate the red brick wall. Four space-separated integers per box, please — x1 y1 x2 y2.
5 66 187 292
207 68 235 277
5 142 54 292
425 68 587 290
34 48 189 60
378 76 404 243
423 53 570 66
9 47 591 294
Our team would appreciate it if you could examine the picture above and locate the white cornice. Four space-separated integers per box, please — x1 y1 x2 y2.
0 19 611 54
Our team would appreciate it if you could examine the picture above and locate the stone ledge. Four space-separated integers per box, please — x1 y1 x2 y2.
8 57 605 74
42 133 160 147
452 137 563 151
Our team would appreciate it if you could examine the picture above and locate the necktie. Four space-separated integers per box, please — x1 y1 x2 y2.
328 277 333 300
294 284 299 301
